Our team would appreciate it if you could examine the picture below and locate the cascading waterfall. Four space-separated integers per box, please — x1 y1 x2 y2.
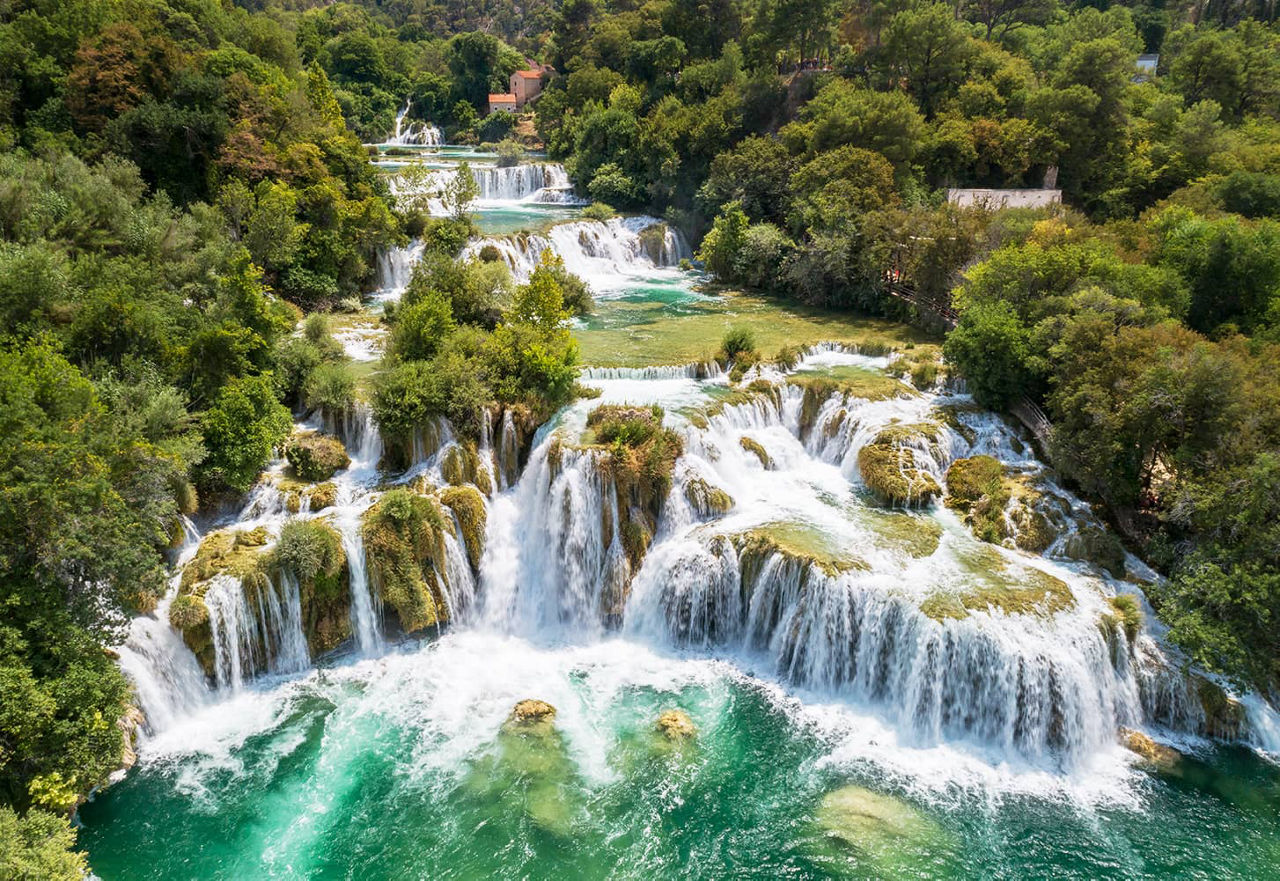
334 404 387 655
386 99 443 146
393 163 584 211
373 240 424 304
463 216 690 291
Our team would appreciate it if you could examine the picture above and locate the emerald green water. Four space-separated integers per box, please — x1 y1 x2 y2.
81 634 1280 879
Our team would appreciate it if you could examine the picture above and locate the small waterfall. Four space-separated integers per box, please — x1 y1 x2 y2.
115 519 213 734
262 571 310 674
387 99 443 146
334 404 386 656
373 240 424 305
394 163 583 212
204 575 261 691
478 443 627 634
463 216 691 290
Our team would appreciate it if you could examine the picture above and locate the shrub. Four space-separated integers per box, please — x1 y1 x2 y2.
581 202 617 220
199 374 293 492
719 326 756 360
274 518 344 584
390 289 455 361
495 138 524 167
303 361 356 417
588 404 663 447
285 433 350 481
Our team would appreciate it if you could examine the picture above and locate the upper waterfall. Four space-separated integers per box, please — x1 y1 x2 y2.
386 99 443 146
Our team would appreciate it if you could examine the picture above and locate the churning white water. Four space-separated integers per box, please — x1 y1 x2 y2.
385 99 443 147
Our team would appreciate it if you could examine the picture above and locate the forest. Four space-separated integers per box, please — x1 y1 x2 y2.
1 0 1278 873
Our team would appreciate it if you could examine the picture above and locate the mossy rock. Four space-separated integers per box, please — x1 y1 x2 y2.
504 699 557 737
699 382 779 422
271 518 351 654
683 478 734 518
440 485 487 571
1063 526 1126 578
309 482 338 510
920 546 1074 621
862 511 942 559
857 435 942 508
361 489 452 634
739 436 772 468
655 709 697 741
180 528 271 592
441 441 492 494
944 456 1004 511
1195 677 1245 741
285 433 351 482
734 523 868 578
168 594 208 631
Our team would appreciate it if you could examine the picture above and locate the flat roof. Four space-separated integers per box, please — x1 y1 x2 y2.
947 188 1062 209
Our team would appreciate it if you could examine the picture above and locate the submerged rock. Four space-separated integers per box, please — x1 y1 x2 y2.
815 785 946 859
655 709 697 741
1122 728 1182 772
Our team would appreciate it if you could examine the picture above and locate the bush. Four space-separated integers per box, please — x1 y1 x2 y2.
943 301 1036 409
274 518 344 584
391 289 455 361
303 361 356 417
285 433 350 481
477 111 517 143
495 138 524 167
588 404 664 447
719 327 756 360
581 202 617 220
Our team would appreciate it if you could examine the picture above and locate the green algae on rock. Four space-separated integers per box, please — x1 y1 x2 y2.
272 518 351 654
733 522 869 578
739 435 772 468
683 477 734 518
814 784 949 864
857 424 944 507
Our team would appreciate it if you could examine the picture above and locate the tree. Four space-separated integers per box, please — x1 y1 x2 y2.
697 202 749 281
788 146 897 234
198 374 292 492
445 162 479 221
879 3 975 119
944 300 1036 408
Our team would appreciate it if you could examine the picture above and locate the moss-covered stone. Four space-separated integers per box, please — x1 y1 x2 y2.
309 482 337 510
167 594 208 631
362 488 452 634
857 427 943 508
440 441 493 494
683 478 734 518
815 785 946 859
285 433 350 481
504 699 557 737
655 709 696 741
739 436 772 468
920 546 1074 621
734 523 868 578
271 518 351 654
440 485 487 571
180 528 270 592
1195 677 1245 741
1063 526 1126 578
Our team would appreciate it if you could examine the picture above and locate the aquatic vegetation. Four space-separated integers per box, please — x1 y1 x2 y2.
920 545 1073 620
683 478 734 517
738 436 772 468
857 428 943 507
734 522 868 578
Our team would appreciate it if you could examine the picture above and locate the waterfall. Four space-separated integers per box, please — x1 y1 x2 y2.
393 163 584 212
463 216 691 291
334 404 386 656
373 240 424 305
386 99 443 146
115 519 213 735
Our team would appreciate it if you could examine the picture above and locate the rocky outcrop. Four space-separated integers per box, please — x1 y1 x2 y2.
505 699 557 737
440 485 487 571
272 518 351 654
655 709 696 741
683 477 734 518
919 545 1073 621
1122 728 1182 772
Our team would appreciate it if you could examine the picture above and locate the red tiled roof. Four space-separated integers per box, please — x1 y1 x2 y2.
514 70 542 79
488 93 516 101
